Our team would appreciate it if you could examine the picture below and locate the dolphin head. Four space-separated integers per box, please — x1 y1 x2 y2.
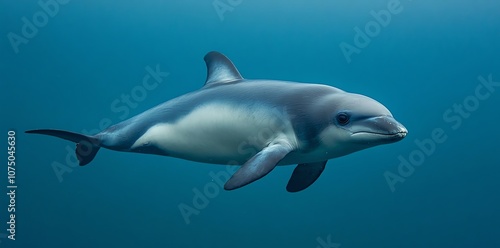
318 92 407 156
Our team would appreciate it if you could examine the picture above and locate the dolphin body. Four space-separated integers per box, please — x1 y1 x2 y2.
27 51 407 192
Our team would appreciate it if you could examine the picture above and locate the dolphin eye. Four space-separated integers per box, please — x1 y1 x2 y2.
336 112 350 126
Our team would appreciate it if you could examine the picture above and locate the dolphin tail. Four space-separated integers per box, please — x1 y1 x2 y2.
25 129 101 166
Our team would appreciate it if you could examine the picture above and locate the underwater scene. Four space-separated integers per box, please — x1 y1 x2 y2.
1 0 499 247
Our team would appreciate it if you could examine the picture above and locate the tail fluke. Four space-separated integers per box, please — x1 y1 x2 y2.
25 129 101 166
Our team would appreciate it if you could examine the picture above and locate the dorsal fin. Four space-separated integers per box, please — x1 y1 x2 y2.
204 51 243 86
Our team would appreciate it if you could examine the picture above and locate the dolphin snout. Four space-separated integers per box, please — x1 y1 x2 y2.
372 116 408 141
350 115 408 143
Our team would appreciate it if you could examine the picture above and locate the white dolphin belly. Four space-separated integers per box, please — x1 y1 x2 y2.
131 102 298 164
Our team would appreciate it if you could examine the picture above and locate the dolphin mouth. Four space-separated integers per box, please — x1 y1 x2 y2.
350 116 408 142
353 130 408 136
352 130 408 140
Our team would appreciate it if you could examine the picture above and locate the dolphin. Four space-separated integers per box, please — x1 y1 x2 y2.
26 51 407 192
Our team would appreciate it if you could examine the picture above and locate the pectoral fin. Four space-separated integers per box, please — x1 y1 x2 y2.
224 144 292 190
286 161 327 192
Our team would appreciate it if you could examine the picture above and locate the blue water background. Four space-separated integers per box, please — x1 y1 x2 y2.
1 0 499 247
